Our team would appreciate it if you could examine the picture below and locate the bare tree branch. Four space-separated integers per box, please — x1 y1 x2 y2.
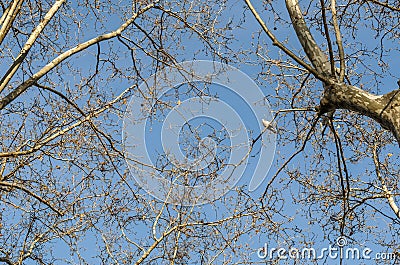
330 0 346 82
0 1 156 110
0 181 63 215
0 0 66 94
0 84 135 158
320 0 335 76
368 0 400 12
372 145 400 219
285 0 331 77
244 0 328 82
0 0 24 46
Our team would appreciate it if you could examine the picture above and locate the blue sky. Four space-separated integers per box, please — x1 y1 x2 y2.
1 1 399 264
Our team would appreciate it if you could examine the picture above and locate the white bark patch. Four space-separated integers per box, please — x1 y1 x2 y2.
350 85 382 100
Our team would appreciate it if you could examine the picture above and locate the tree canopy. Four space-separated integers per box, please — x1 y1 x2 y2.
0 0 399 264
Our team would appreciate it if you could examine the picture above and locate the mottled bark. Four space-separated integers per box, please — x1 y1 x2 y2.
285 0 331 77
320 84 400 144
285 0 400 145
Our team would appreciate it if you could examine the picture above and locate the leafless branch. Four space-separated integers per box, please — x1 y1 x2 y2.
372 145 400 219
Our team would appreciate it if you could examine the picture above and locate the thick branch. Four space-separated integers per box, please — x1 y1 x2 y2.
285 0 331 77
321 83 400 144
244 0 327 82
0 2 156 110
0 0 24 46
0 0 65 94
